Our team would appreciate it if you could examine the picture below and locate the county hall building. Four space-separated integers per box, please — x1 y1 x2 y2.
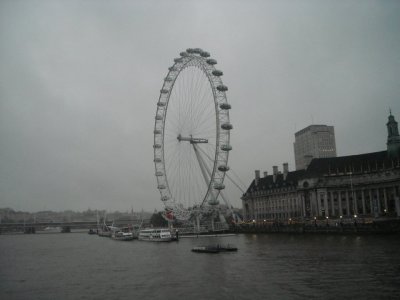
241 113 400 222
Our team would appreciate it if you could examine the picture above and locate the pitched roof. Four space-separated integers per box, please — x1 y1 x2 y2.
244 150 400 195
245 169 306 194
305 150 396 175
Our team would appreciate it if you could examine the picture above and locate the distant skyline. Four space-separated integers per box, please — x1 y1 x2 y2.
1 0 399 212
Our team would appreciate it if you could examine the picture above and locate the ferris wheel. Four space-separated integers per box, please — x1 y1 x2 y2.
153 48 232 221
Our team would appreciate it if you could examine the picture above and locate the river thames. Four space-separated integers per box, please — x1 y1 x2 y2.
1 233 399 299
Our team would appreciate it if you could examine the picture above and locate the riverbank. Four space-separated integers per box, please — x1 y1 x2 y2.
235 218 400 234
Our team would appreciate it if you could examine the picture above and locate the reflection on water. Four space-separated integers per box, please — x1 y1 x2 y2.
1 233 399 299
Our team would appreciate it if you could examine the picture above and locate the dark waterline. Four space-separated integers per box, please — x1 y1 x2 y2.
1 233 399 300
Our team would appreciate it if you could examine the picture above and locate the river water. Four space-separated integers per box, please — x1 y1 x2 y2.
0 233 399 300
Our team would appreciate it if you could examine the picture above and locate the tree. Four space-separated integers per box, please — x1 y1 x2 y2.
150 212 168 227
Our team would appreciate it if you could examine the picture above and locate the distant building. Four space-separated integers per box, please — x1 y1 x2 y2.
294 124 337 170
242 113 400 222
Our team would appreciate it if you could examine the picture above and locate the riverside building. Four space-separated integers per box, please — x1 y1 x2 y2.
242 113 400 223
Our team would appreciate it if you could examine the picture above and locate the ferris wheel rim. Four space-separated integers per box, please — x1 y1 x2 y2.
153 48 232 220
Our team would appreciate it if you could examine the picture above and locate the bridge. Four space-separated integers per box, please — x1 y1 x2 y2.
0 219 150 234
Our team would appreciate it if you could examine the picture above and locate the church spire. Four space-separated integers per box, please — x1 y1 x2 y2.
387 112 400 158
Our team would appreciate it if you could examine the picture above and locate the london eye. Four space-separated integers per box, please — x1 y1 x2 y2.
153 48 232 222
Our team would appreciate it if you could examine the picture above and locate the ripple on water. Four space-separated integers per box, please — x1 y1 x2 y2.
1 233 400 299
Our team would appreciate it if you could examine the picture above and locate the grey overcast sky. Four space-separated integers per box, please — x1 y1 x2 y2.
1 0 399 212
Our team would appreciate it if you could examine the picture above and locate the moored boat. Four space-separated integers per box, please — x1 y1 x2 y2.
43 226 62 233
98 226 112 237
138 228 172 242
111 227 135 241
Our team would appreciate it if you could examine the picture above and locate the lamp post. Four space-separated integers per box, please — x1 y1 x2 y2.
350 172 356 215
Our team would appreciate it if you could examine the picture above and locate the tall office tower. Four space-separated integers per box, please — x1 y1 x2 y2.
294 124 337 170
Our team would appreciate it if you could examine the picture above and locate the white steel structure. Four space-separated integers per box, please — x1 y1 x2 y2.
153 48 232 221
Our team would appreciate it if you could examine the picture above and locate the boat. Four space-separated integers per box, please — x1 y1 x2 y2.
98 225 112 237
191 246 219 253
138 228 172 242
43 226 62 233
218 244 238 252
97 215 117 237
111 227 135 241
180 233 236 238
192 244 238 253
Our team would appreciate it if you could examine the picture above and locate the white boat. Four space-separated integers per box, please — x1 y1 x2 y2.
138 228 172 242
98 227 112 237
43 226 62 233
111 227 135 241
97 213 113 237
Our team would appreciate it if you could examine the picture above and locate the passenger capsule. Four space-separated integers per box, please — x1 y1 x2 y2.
180 52 189 57
154 129 162 134
153 158 162 163
186 48 195 53
161 196 169 201
157 102 166 107
200 51 210 57
160 89 169 94
169 66 177 71
218 165 230 172
153 144 162 149
158 185 166 189
164 77 173 82
212 70 223 76
213 183 225 190
174 58 183 63
193 48 203 54
220 144 232 151
221 123 233 130
155 171 164 176
217 85 228 92
208 199 219 206
206 59 217 65
155 115 163 120
219 103 231 110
